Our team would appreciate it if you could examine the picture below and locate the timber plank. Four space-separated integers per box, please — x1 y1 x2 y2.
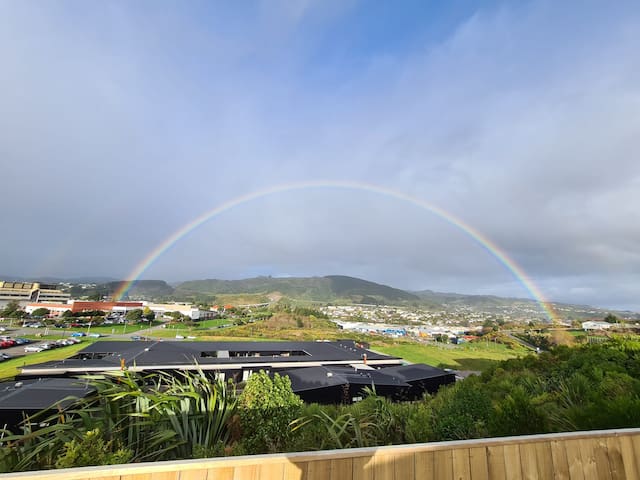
372 454 394 480
468 446 488 480
178 469 208 480
283 460 306 480
486 445 506 480
306 460 331 480
122 474 152 480
331 458 353 480
518 443 538 480
534 441 554 480
593 438 612 480
605 436 626 480
414 450 435 480
433 448 453 480
206 466 234 480
618 435 639 480
578 438 599 480
258 463 284 480
550 439 570 480
451 448 471 480
352 456 374 480
233 465 258 480
393 452 414 480
503 444 523 480
564 439 585 480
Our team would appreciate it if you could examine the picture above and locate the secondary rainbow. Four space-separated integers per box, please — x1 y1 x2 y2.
114 180 557 322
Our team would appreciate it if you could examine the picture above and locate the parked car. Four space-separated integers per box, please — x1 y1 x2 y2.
1 353 12 360
70 332 85 337
24 345 45 353
87 333 101 338
14 338 30 345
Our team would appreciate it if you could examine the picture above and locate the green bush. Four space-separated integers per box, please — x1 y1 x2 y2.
238 371 303 454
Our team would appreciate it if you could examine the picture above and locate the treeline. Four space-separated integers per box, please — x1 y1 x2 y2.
2 340 640 472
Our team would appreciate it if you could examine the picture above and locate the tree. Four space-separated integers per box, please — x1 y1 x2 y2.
61 309 74 318
125 309 143 322
30 308 50 318
604 313 619 324
0 300 21 318
142 307 155 321
238 371 303 454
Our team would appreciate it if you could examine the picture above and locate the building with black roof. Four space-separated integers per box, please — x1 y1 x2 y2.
17 340 403 382
11 340 455 408
0 378 94 432
281 364 455 403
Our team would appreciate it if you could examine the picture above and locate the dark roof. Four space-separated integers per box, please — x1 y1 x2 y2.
281 365 410 393
0 378 94 410
20 340 400 375
380 364 452 382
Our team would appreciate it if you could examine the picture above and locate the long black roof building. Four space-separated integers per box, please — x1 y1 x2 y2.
17 340 403 379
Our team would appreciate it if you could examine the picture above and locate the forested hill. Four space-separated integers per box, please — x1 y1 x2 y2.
174 275 418 304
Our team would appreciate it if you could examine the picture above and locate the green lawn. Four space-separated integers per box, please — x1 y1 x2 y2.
373 340 528 372
0 341 94 380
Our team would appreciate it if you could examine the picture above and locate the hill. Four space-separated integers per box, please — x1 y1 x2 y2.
174 275 418 304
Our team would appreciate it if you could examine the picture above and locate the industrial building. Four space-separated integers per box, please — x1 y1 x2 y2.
0 281 70 307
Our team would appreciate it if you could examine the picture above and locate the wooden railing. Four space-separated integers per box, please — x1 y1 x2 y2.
3 428 640 480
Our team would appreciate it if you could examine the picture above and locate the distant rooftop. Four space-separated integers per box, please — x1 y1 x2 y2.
19 340 402 377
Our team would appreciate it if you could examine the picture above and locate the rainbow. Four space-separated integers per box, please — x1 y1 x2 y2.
114 180 557 322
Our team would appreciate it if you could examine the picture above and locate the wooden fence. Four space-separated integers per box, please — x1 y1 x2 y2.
3 428 640 480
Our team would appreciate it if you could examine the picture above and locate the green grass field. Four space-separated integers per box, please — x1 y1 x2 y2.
0 341 94 380
373 340 528 371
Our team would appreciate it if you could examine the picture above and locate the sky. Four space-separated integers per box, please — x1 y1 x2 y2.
2 1 640 310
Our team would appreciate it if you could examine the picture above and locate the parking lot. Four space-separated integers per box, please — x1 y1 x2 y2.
0 325 84 361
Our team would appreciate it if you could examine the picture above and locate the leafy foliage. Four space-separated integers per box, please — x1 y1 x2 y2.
238 371 303 453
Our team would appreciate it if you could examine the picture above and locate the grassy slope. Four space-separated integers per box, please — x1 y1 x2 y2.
373 341 528 371
0 341 94 380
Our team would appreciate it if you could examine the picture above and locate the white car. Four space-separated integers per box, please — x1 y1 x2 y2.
24 345 45 353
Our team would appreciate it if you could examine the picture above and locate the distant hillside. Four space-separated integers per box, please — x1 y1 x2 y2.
108 280 174 299
174 275 418 304
67 280 174 300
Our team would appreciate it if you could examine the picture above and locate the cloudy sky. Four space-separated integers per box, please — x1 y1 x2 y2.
2 1 640 310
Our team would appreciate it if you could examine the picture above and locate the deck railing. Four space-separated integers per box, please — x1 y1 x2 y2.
3 428 639 480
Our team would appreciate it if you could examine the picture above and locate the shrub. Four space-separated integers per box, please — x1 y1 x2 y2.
238 371 303 454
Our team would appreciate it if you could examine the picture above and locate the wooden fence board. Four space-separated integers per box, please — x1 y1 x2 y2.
518 443 538 480
393 452 414 480
373 454 394 480
486 445 506 480
233 465 258 480
177 469 207 480
578 438 599 480
351 456 373 480
604 437 626 480
206 466 235 480
433 449 453 480
306 460 331 480
593 438 613 480
414 450 434 480
258 463 284 480
451 448 470 480
550 439 570 480
534 441 554 479
468 446 488 480
503 444 522 480
283 461 306 480
618 435 638 479
330 458 352 480
564 439 585 480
